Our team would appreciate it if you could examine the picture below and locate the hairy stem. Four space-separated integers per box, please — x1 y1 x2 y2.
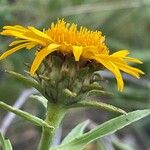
38 103 66 150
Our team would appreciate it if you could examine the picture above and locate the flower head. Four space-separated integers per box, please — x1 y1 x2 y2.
0 19 144 91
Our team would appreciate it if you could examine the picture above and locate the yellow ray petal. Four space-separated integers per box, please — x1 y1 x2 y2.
110 50 143 64
111 50 129 57
0 43 32 60
3 25 27 33
28 26 53 42
30 43 60 76
94 56 124 91
14 25 27 31
1 26 46 45
125 57 143 64
1 30 25 37
26 42 37 50
72 46 83 61
9 39 29 47
114 61 144 78
1 30 46 46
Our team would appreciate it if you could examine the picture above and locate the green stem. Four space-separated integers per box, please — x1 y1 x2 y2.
38 103 66 150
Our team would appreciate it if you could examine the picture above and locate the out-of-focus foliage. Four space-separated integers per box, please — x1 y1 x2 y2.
0 0 150 150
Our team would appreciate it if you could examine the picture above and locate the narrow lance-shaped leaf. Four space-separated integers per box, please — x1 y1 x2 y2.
86 90 113 97
5 70 43 93
0 133 13 150
0 101 53 131
61 120 89 145
70 100 127 114
52 109 150 150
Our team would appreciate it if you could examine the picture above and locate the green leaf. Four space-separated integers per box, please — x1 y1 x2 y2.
61 120 89 145
5 70 43 93
52 110 150 150
0 101 53 131
30 95 48 108
86 90 113 97
70 101 127 114
0 133 13 150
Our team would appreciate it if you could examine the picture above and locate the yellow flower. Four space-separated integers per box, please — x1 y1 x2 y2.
0 19 144 91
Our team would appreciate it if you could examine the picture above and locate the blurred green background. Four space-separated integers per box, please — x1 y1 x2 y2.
0 0 150 150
